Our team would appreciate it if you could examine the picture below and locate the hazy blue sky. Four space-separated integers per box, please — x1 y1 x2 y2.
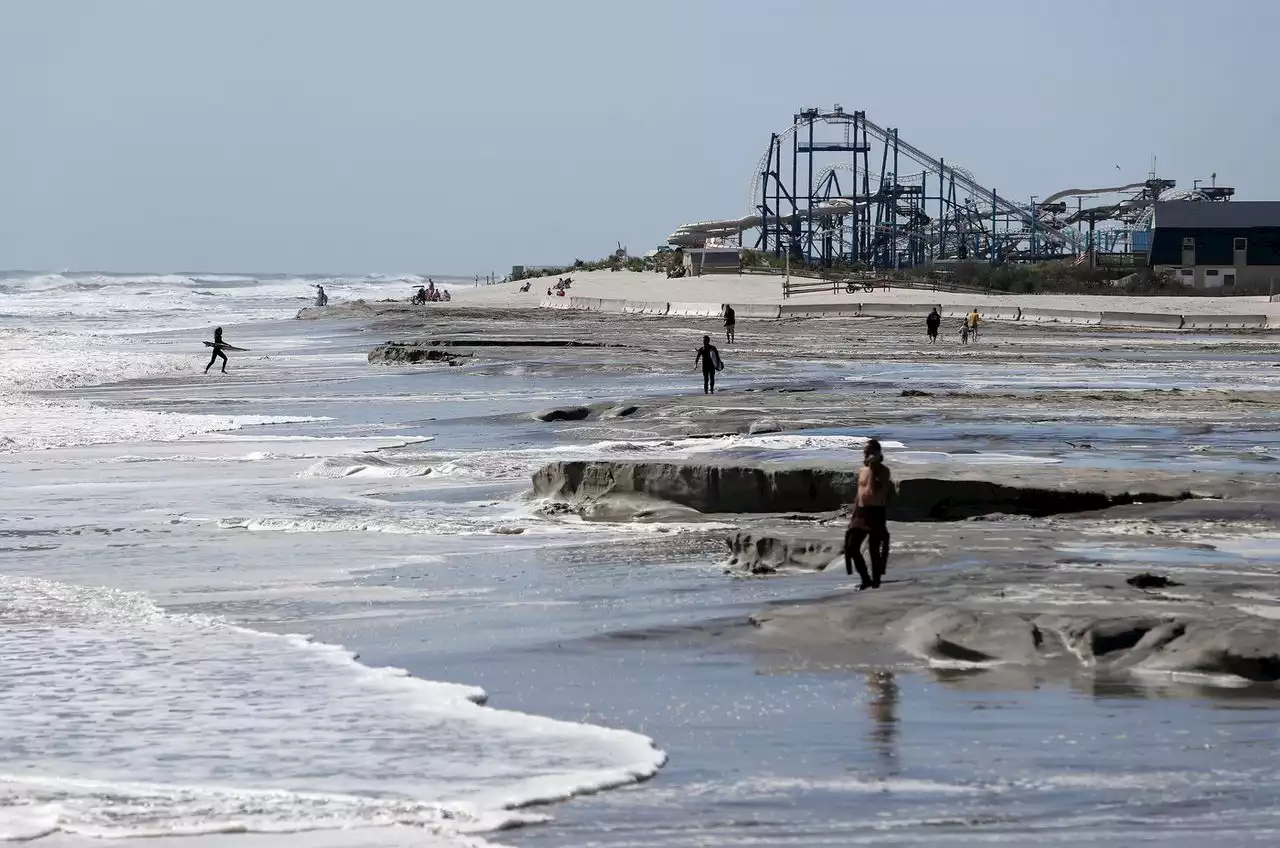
2 0 1278 273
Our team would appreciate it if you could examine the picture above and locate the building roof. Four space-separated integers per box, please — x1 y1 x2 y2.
1153 201 1280 229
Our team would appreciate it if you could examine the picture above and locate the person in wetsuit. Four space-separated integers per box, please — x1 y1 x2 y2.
723 305 736 344
925 308 940 343
845 438 895 589
315 285 328 307
205 326 230 374
694 334 721 395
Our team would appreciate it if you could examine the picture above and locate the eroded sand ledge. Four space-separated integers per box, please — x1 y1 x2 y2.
341 300 1280 688
530 458 1216 519
530 458 1280 685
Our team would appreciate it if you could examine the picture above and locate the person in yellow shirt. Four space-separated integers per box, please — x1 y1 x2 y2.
967 308 980 342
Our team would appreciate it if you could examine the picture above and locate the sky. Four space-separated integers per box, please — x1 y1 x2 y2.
2 0 1278 274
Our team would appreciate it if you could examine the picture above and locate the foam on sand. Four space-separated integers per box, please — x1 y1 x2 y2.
0 576 665 843
0 396 329 453
298 454 437 479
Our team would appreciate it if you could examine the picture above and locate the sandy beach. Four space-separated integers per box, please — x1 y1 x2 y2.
445 268 1280 317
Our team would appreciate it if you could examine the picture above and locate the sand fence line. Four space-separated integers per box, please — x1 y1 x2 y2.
537 297 1275 331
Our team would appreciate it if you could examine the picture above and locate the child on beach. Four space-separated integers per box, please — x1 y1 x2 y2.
960 323 970 345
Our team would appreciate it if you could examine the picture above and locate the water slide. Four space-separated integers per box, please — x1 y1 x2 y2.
1039 182 1148 208
670 115 1106 252
667 199 859 248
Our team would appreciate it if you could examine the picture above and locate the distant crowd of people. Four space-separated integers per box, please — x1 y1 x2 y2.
412 279 451 304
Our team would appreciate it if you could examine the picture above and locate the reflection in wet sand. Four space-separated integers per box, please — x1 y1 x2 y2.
865 669 899 775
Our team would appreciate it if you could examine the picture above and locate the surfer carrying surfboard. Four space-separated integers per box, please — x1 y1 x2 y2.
694 335 723 395
203 326 245 374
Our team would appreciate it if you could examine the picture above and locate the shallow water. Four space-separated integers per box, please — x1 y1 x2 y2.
4 272 1280 846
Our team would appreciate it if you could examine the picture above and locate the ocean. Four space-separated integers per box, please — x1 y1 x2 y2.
3 271 1280 847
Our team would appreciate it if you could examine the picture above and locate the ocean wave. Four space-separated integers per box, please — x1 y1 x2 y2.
0 270 475 330
0 575 665 842
0 398 330 454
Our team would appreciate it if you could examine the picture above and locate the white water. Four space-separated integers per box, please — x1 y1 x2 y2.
0 576 662 841
0 270 472 452
0 270 666 846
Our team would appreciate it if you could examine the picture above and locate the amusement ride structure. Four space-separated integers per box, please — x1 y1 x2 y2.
668 105 1234 269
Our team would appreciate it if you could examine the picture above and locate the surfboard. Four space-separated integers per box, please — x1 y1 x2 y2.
204 342 250 351
712 349 724 371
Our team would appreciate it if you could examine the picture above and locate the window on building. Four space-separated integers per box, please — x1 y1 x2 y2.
1178 268 1193 276
1234 237 1247 251
1206 269 1219 276
1182 237 1195 249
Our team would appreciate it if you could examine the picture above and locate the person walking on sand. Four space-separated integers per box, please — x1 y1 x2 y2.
204 326 231 374
723 304 736 344
695 334 723 395
967 307 980 342
925 307 940 344
845 438 895 590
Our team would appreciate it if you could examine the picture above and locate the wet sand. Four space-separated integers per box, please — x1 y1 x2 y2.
348 305 1280 685
12 297 1279 847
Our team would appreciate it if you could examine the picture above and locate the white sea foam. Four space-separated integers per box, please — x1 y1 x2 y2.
0 327 331 453
204 511 729 537
0 270 443 326
0 397 328 453
0 329 194 393
0 576 664 842
299 455 436 479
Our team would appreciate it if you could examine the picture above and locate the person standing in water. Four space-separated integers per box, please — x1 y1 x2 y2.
925 308 940 344
967 307 980 342
204 327 231 374
314 285 328 307
723 305 736 344
694 334 722 395
845 438 895 590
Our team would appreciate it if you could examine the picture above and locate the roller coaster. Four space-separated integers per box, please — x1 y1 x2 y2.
667 105 1234 269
